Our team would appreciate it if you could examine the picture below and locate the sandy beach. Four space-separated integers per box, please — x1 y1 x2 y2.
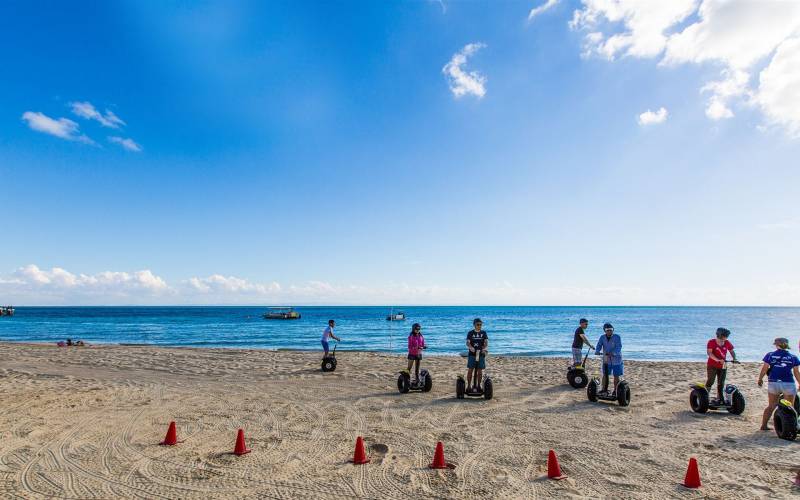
0 343 797 499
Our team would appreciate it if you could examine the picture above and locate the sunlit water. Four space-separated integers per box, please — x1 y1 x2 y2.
1 306 798 361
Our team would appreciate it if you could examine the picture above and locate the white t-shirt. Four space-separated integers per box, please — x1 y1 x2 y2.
322 326 333 342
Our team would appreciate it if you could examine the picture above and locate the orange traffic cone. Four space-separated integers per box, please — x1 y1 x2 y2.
233 429 251 456
547 449 567 480
351 436 370 464
160 421 178 446
430 441 450 469
683 457 701 488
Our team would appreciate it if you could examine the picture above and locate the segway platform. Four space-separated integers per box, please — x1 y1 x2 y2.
397 369 433 393
456 375 493 400
774 396 800 441
587 378 630 406
688 383 745 414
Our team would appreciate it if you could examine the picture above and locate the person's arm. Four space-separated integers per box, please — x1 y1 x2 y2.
595 338 604 355
729 349 737 363
466 339 474 353
793 366 800 388
581 334 594 349
707 348 723 364
483 337 489 353
757 362 770 386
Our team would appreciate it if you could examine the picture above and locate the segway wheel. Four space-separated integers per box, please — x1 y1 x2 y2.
568 368 588 389
397 374 410 394
422 372 433 392
456 377 465 399
483 378 493 400
587 379 598 402
689 388 709 413
773 403 798 441
321 358 336 372
616 381 631 407
727 390 745 415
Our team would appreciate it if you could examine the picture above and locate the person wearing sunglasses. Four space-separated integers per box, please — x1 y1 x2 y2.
407 323 427 383
757 337 800 431
466 318 489 392
595 323 623 396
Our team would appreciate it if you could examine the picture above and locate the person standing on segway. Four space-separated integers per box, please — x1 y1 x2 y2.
595 323 622 397
466 318 489 393
705 328 737 405
407 323 426 384
757 337 800 431
572 318 595 366
321 319 340 357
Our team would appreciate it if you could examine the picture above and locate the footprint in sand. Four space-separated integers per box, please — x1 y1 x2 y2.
369 443 389 464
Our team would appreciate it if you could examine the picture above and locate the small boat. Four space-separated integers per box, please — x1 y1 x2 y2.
386 310 406 321
0 306 13 317
263 307 301 320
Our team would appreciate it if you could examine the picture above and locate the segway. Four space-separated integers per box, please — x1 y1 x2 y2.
567 347 591 389
773 395 800 441
456 349 493 400
321 342 338 372
586 353 630 406
397 369 433 394
688 360 745 414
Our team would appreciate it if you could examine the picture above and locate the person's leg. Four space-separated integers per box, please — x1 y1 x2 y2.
602 363 610 393
612 375 619 394
466 355 474 388
572 348 582 365
717 368 727 401
414 358 420 381
705 365 717 395
407 358 414 372
322 340 329 356
761 391 780 430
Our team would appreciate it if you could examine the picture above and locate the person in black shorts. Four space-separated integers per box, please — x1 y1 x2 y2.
572 318 595 365
466 318 489 391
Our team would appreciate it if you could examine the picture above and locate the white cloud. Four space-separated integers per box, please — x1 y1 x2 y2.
637 107 668 125
21 111 94 144
755 37 800 138
108 136 142 152
758 219 799 231
570 0 800 137
443 42 487 99
3 265 800 305
70 101 126 129
528 0 560 21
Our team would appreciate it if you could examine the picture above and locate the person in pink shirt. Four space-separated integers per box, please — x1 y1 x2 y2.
407 323 427 383
705 327 737 404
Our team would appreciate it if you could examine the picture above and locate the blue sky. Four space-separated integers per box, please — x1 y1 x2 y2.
2 0 799 305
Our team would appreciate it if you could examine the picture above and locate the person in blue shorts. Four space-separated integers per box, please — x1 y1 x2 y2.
757 337 800 431
466 318 489 392
595 323 623 396
321 319 340 357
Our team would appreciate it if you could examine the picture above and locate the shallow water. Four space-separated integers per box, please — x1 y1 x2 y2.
1 306 798 361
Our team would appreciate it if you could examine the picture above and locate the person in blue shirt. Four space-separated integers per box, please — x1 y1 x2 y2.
757 337 800 431
595 322 623 396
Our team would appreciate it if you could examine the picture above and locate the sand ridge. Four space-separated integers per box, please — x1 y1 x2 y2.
0 343 798 499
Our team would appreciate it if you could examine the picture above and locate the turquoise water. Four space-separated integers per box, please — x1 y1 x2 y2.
0 306 798 361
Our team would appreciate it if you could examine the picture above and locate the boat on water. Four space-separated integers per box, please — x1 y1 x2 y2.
0 306 14 317
263 307 301 320
386 310 406 321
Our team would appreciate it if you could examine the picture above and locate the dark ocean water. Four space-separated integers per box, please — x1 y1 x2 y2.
1 306 798 361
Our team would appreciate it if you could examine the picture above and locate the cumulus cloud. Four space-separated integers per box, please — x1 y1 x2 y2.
637 107 668 125
528 0 560 21
187 274 280 295
70 101 126 128
442 42 487 99
108 136 142 152
21 111 94 144
570 0 800 137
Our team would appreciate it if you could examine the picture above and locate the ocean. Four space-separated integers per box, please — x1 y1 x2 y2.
1 306 798 362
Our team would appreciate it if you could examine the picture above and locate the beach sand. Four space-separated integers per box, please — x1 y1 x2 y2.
0 343 797 499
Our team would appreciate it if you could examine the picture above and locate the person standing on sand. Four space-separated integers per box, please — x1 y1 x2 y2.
595 323 623 396
407 323 426 383
757 337 800 431
572 318 595 365
466 318 489 391
705 328 737 405
321 319 340 357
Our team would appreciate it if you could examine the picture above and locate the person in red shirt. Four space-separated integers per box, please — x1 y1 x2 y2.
705 327 738 404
